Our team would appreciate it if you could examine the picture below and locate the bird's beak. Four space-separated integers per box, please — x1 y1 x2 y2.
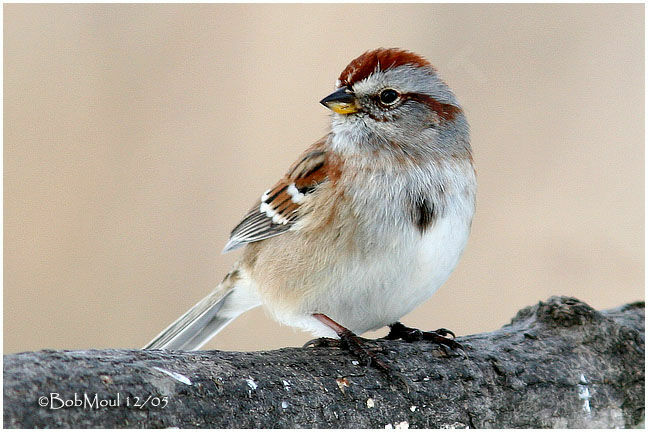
320 87 358 114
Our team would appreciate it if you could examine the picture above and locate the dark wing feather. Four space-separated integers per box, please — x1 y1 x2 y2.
222 138 335 252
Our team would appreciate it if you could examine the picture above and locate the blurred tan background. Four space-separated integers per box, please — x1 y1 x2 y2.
4 4 644 354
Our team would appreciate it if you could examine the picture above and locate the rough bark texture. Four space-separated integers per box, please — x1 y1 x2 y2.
3 296 645 428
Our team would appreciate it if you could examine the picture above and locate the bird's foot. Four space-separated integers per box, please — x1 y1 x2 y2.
304 334 387 367
306 314 408 388
303 337 343 348
385 322 463 350
338 330 391 372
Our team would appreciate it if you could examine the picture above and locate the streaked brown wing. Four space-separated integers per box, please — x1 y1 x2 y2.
222 138 334 252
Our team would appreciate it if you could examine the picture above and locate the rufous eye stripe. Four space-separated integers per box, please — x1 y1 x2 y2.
364 93 461 123
405 93 461 122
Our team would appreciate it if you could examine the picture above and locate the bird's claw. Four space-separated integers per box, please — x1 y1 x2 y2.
386 322 463 350
433 327 456 339
303 337 340 348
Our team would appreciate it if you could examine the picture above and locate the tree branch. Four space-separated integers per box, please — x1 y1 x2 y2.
3 296 645 428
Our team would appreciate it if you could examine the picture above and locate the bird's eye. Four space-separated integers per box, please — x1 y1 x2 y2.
378 89 400 105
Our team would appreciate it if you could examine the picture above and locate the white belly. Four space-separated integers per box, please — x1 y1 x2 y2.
273 211 472 337
333 215 469 334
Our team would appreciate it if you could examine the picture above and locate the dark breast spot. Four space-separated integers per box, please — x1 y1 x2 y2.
410 196 437 233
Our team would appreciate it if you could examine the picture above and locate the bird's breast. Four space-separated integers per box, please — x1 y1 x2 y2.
247 157 476 336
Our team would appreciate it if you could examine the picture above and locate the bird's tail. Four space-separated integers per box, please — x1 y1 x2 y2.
143 268 260 350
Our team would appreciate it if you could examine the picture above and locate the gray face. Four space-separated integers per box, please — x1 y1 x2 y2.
330 65 469 159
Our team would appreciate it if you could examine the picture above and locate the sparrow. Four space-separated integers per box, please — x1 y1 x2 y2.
144 48 476 369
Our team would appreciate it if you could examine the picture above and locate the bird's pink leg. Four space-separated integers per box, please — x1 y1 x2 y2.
305 313 390 373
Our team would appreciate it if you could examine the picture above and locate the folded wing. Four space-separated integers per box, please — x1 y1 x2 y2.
223 137 336 252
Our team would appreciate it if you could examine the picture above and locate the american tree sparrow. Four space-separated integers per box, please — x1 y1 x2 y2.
145 48 476 369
